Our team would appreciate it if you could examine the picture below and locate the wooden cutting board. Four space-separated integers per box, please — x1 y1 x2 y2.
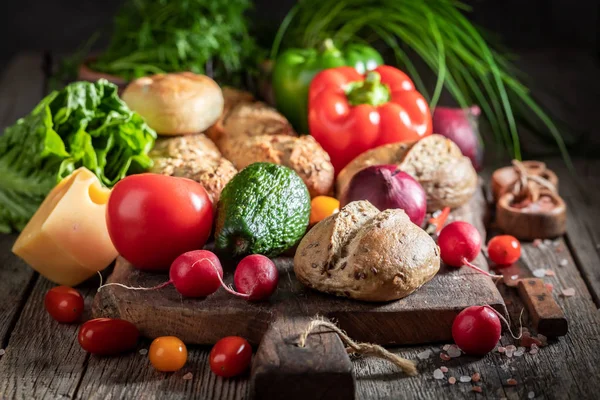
93 185 503 399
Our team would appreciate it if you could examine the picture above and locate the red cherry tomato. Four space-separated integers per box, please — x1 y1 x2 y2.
452 306 501 355
78 318 139 355
487 235 521 266
106 174 213 271
44 286 84 323
209 336 252 377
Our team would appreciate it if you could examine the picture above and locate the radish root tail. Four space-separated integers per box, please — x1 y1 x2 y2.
462 257 503 279
205 258 250 299
485 305 524 340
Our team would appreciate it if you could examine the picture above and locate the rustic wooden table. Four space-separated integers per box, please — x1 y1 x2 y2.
1 52 599 400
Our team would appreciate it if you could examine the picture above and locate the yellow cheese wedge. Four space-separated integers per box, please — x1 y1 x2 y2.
12 168 118 286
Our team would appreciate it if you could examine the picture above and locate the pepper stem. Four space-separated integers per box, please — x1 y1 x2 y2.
346 71 391 107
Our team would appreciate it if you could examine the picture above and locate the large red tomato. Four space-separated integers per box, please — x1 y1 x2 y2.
106 174 213 270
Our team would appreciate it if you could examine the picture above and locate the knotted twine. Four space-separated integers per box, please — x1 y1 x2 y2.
509 160 557 204
297 317 418 376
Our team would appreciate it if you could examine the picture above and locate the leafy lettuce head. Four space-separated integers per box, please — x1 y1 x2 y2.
0 79 156 233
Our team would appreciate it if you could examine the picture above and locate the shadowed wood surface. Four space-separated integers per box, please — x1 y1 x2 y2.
1 52 600 400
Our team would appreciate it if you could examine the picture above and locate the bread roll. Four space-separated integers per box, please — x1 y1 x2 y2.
122 72 224 135
294 201 440 302
223 134 334 198
337 135 478 211
149 134 237 204
210 99 334 198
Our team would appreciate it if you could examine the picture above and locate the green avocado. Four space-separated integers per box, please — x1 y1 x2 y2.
215 162 311 257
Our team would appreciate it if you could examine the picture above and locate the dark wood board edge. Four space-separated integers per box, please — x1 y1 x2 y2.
251 314 354 400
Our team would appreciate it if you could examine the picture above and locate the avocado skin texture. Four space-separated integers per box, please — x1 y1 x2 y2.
215 162 311 257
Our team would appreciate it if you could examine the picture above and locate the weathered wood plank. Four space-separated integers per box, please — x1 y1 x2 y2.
546 158 600 306
0 52 47 131
74 341 249 400
0 52 46 349
0 277 94 399
0 236 36 346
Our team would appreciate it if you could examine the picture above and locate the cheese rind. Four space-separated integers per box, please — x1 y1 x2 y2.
12 168 118 286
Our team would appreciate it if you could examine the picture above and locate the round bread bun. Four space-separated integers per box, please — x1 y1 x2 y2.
122 72 224 135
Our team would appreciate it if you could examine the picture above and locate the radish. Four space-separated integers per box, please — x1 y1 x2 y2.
452 305 524 355
169 250 224 297
452 306 501 355
98 250 223 298
215 255 279 301
437 221 502 278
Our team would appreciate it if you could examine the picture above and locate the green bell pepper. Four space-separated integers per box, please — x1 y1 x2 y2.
272 39 384 134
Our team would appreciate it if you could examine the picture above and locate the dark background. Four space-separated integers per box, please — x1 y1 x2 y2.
0 0 597 58
1 0 599 155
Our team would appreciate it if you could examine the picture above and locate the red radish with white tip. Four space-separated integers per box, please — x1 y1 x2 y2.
437 221 502 278
216 255 279 301
97 250 223 298
452 306 501 355
452 305 524 355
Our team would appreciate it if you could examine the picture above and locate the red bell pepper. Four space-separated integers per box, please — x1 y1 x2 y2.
308 65 432 173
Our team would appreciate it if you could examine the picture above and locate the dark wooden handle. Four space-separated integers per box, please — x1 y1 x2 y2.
250 314 355 400
517 278 568 337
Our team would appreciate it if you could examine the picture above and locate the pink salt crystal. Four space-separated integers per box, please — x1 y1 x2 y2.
506 378 518 386
447 345 462 358
440 366 449 373
139 349 148 356
472 386 483 393
443 344 451 351
497 347 506 353
510 275 519 280
459 376 472 383
472 372 481 382
440 353 451 361
529 345 539 355
546 283 554 293
433 369 444 380
505 345 517 351
514 350 524 357
561 288 575 297
532 269 546 278
533 239 542 247
545 270 556 277
537 334 548 346
559 259 568 267
448 377 457 385
182 372 193 380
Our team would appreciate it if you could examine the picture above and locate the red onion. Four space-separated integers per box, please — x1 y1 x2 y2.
432 105 484 170
341 165 427 226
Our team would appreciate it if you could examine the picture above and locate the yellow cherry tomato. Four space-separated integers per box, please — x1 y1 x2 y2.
149 336 188 372
310 196 340 225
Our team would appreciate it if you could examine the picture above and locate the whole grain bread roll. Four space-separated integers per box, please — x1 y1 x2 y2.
337 134 477 211
149 134 237 204
209 98 334 197
206 87 255 144
294 200 440 302
223 135 334 198
122 72 224 135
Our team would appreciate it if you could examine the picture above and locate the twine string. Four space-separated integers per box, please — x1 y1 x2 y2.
297 317 418 376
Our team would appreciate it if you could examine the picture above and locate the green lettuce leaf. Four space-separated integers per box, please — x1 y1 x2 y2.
0 79 156 233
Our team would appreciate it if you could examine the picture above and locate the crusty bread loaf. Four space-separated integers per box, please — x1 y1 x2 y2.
294 200 440 302
122 72 224 135
149 134 237 204
336 135 477 211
